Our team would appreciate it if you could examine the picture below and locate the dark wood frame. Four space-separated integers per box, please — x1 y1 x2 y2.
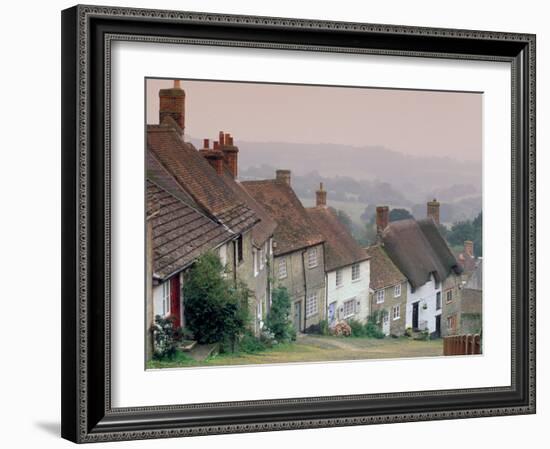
61 4 536 443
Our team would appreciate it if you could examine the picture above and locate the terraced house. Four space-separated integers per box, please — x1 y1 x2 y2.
146 81 276 344
306 183 371 326
365 244 408 336
243 171 326 332
377 201 463 337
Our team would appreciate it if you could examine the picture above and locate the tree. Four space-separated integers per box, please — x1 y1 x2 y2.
265 286 295 343
389 208 413 222
183 252 250 347
446 211 482 257
329 207 354 234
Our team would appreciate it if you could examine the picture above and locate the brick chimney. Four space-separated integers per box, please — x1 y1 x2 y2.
199 138 224 175
464 240 474 257
219 131 238 179
276 169 291 186
159 80 185 135
316 182 327 207
427 198 440 225
376 206 389 235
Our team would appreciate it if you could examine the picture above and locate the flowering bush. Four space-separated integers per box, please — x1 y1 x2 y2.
151 315 178 360
331 321 352 337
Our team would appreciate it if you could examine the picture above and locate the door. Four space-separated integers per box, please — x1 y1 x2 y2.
434 315 441 338
294 301 302 332
328 302 336 326
412 301 419 330
170 276 181 328
382 313 390 336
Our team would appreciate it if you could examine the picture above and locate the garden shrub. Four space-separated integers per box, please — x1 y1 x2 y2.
183 252 250 349
318 319 330 336
265 286 295 343
348 319 367 337
331 321 352 337
151 315 179 360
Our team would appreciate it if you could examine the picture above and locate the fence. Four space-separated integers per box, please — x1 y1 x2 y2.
443 334 481 355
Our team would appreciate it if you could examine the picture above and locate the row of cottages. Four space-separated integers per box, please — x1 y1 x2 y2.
242 176 371 331
146 81 277 358
369 201 480 338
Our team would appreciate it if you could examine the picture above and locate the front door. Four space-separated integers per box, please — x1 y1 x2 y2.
434 315 441 338
294 301 302 332
412 301 419 330
328 302 336 326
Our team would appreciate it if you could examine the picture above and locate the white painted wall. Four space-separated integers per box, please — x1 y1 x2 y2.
326 260 370 324
405 274 442 332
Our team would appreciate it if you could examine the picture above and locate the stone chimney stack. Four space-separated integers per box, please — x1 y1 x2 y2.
276 169 291 186
159 80 185 135
427 198 440 225
219 131 239 179
199 138 224 176
464 240 474 257
376 206 389 235
316 182 327 207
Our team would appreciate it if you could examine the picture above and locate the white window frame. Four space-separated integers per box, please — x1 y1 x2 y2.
446 289 453 303
343 298 356 318
335 269 343 287
392 304 401 320
161 281 171 316
278 258 287 279
259 246 265 270
252 248 259 277
351 263 360 281
376 289 385 304
436 291 442 310
307 247 318 269
306 292 318 317
394 284 401 297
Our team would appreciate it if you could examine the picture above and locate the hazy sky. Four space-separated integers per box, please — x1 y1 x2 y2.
146 79 482 162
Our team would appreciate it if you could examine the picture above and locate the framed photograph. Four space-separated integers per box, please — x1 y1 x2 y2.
61 4 536 443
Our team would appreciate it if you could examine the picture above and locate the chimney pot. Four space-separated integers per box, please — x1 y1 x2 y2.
376 206 389 235
276 169 291 186
203 138 210 149
316 182 327 207
464 240 474 257
219 131 225 146
427 198 441 225
213 141 220 150
159 81 185 136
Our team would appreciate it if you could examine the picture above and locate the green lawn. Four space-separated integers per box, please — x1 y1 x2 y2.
146 335 443 369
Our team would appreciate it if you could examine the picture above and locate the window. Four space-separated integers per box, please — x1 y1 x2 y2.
219 244 227 268
351 263 360 281
436 292 442 310
278 258 287 279
161 281 171 316
447 315 456 331
253 249 259 277
307 247 318 268
394 284 401 297
335 269 343 287
376 289 385 304
236 235 244 263
392 304 401 320
446 289 453 303
306 292 318 317
343 298 356 318
260 246 265 270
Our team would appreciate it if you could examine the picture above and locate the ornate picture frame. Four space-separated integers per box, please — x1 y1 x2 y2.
61 4 536 443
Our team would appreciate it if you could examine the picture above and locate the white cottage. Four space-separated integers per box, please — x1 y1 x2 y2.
377 202 463 337
306 184 371 326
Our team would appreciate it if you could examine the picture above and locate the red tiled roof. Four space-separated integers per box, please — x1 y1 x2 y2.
364 244 406 291
242 179 324 255
306 206 369 272
147 179 234 280
147 123 258 235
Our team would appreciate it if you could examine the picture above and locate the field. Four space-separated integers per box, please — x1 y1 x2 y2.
146 335 444 369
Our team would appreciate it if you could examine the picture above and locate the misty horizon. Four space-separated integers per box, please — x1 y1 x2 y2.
147 78 483 164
